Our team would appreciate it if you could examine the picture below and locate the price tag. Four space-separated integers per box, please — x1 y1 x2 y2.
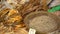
29 28 36 34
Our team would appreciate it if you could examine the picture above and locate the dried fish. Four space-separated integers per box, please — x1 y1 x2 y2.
0 8 27 34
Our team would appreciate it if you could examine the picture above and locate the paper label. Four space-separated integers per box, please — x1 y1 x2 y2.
29 28 36 34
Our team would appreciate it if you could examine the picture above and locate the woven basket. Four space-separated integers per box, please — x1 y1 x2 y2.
24 11 60 34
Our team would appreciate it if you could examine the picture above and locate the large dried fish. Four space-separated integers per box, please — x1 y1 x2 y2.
24 11 60 34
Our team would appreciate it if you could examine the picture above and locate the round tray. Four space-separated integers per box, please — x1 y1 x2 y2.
24 11 60 33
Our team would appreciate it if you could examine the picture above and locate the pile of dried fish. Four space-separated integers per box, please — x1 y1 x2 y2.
0 8 27 34
18 0 52 17
0 23 28 34
0 0 58 34
0 0 52 16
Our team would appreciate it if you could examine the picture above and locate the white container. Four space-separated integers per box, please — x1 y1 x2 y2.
49 0 60 7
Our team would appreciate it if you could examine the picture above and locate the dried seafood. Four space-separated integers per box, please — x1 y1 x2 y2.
0 8 27 34
0 8 24 26
0 0 56 34
17 0 52 17
5 0 30 10
0 23 28 34
18 0 41 16
0 0 51 16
